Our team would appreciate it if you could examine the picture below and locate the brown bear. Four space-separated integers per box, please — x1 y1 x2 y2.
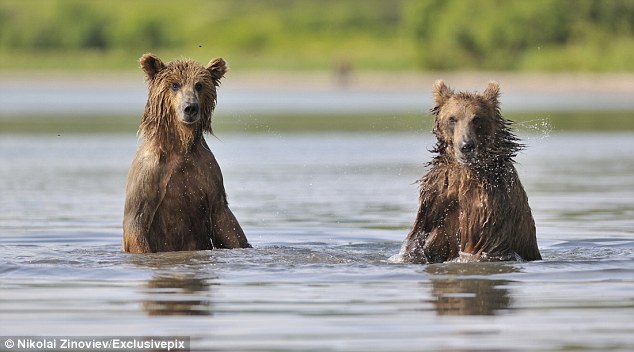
123 53 250 253
398 80 541 263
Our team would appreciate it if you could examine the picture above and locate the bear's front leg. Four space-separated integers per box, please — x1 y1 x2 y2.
211 205 251 249
399 229 430 264
122 227 152 253
122 150 170 253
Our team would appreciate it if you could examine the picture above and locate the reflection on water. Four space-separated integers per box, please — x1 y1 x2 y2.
425 263 516 316
1 133 634 351
143 274 212 316
430 278 511 316
128 251 216 316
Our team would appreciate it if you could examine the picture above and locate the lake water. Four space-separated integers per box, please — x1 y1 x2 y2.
1 132 633 351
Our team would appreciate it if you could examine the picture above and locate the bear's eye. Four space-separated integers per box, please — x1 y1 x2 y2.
472 116 483 129
171 82 181 91
447 116 457 127
194 82 203 91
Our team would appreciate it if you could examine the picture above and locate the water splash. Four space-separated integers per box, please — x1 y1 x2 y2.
515 117 552 141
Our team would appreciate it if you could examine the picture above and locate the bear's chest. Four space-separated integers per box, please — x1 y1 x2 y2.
162 157 211 206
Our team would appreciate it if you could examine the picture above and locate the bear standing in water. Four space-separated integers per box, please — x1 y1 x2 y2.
123 53 250 253
398 80 541 263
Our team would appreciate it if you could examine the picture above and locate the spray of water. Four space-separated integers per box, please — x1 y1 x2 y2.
515 117 553 141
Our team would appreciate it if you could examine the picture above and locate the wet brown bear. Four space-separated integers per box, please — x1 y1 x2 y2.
398 80 541 263
123 53 250 253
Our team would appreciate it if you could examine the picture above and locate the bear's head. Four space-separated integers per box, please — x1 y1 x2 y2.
138 53 227 151
431 80 522 168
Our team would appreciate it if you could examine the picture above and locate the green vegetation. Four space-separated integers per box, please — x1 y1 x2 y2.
1 0 633 72
406 0 634 71
2 111 632 134
0 0 411 71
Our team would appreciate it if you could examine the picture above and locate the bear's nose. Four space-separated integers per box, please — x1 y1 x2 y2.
184 103 199 117
460 140 475 153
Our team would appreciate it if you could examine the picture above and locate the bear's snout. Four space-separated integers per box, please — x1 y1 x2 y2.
460 139 475 154
184 103 200 117
180 101 200 124
455 137 477 164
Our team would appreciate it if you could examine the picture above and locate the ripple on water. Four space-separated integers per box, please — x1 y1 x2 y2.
1 133 634 351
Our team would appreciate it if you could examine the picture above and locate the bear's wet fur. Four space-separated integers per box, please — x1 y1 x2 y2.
123 53 250 253
398 80 541 263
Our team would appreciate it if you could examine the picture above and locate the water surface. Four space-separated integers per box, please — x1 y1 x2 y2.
1 132 633 351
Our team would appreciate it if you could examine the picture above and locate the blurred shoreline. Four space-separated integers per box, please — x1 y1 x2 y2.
1 71 634 118
2 69 633 90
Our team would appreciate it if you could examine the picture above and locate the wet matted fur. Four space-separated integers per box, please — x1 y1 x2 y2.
398 80 541 263
123 53 250 253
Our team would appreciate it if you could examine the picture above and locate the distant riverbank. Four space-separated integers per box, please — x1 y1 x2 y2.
1 71 633 133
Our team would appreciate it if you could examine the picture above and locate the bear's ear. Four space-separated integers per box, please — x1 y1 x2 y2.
483 81 500 105
433 80 452 107
206 58 228 86
140 53 165 80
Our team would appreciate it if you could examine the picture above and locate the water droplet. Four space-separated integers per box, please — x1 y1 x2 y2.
515 117 552 140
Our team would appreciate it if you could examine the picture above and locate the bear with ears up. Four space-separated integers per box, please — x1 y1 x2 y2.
123 54 250 253
398 80 541 263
